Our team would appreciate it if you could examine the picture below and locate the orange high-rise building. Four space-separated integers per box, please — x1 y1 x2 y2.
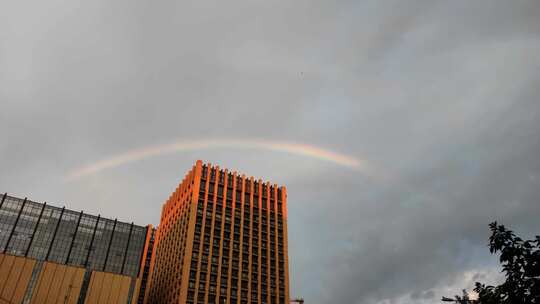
145 161 289 304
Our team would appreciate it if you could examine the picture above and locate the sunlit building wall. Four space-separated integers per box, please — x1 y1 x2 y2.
146 160 290 304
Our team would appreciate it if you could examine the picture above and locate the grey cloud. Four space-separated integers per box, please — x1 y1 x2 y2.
410 290 434 300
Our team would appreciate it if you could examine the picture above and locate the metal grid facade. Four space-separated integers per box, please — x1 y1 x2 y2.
146 161 289 304
0 193 148 278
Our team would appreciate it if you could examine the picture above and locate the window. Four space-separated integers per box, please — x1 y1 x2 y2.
218 185 224 197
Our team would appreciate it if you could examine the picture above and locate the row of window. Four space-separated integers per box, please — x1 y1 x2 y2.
200 183 284 213
188 194 287 303
186 289 287 304
201 165 284 201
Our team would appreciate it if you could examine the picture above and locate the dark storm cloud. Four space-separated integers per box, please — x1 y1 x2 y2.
1 0 540 303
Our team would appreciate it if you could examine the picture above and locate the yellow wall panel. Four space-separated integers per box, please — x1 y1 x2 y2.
77 272 132 304
1 256 24 301
45 263 66 304
0 254 140 304
55 265 73 303
57 265 82 304
118 275 130 304
85 271 104 304
107 274 121 304
10 258 36 303
66 268 86 304
83 272 97 304
115 276 131 304
0 254 137 304
98 273 113 303
31 262 55 304
0 254 15 291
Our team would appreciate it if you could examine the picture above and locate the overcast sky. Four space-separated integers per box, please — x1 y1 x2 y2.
1 0 540 303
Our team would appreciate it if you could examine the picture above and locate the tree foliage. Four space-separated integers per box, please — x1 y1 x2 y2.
442 222 540 303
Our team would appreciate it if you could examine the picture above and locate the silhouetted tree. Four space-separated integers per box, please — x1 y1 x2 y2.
442 222 540 304
442 290 474 303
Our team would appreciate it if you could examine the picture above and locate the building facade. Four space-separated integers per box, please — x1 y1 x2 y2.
0 160 291 304
0 193 153 303
145 161 289 304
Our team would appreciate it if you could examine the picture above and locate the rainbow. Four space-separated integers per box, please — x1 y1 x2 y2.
66 139 366 181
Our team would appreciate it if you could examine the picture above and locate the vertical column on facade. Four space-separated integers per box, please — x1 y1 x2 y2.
215 169 227 304
3 197 27 253
251 179 256 304
193 164 209 303
277 187 286 303
25 202 47 257
236 175 245 304
264 183 272 304
176 176 189 301
252 179 259 304
205 166 219 304
247 177 254 304
179 170 189 300
281 187 290 302
273 186 280 303
173 180 183 299
240 177 247 304
120 222 134 274
224 171 232 303
257 180 263 304
84 215 100 267
179 181 185 296
103 218 118 271
66 210 84 264
245 175 251 304
226 171 237 303
162 188 175 301
207 165 216 304
45 206 65 260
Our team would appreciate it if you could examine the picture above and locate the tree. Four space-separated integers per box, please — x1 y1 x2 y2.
441 290 474 303
442 222 540 303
